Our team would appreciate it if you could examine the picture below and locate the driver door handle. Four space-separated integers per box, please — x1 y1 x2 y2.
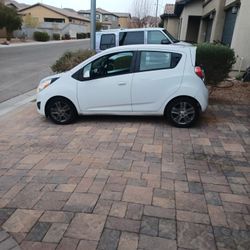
118 82 126 86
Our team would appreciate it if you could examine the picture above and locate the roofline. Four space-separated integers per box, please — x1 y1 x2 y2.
174 0 193 16
19 3 90 22
78 9 119 17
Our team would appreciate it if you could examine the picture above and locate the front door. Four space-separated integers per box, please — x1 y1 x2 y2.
77 51 134 112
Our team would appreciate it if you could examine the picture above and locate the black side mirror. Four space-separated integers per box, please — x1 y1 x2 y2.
161 39 171 45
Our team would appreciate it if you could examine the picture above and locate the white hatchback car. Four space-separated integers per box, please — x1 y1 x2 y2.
37 45 208 127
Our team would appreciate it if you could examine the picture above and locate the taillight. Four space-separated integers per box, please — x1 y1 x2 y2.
195 66 204 80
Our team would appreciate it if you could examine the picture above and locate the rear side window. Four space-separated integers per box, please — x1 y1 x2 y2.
100 34 115 50
139 51 182 72
119 31 144 46
147 31 169 44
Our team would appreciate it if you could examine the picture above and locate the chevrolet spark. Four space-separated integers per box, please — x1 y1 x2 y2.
37 45 208 128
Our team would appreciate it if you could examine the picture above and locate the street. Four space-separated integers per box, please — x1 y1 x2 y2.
0 40 90 103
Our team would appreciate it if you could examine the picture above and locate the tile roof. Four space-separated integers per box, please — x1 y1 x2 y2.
164 4 175 15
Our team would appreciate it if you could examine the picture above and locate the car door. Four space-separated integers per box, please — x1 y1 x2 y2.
131 50 185 112
76 51 134 112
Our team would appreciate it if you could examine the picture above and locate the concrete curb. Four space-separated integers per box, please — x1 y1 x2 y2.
0 89 36 117
0 39 90 48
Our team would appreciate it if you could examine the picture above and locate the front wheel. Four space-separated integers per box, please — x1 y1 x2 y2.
166 97 200 128
46 97 77 125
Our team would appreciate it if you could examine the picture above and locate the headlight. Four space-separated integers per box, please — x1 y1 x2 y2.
37 77 59 93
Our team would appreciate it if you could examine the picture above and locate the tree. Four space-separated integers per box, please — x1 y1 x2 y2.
0 3 22 40
131 0 151 27
96 21 102 31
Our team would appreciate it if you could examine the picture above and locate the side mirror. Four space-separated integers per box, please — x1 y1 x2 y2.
161 39 171 45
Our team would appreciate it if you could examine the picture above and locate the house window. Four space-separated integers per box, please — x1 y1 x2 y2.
44 18 65 23
104 15 109 21
96 14 100 20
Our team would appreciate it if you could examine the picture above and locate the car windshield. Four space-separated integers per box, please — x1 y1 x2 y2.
163 29 179 43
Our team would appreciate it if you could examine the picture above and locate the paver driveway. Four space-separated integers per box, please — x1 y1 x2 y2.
0 85 250 250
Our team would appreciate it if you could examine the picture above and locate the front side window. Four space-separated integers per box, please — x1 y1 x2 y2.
147 31 169 44
119 31 144 46
81 52 134 80
139 51 182 72
100 34 115 50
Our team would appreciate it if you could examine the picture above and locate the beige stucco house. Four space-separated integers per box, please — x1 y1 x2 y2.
113 12 132 28
161 0 250 71
78 8 119 30
18 3 90 39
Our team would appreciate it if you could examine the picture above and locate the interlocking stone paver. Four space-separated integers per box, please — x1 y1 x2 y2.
63 193 98 212
2 209 43 233
118 232 138 250
77 240 98 250
126 203 143 220
177 210 210 225
106 216 140 233
176 192 207 213
26 222 51 241
56 237 79 250
43 223 68 243
39 211 74 224
65 213 106 240
0 84 250 249
213 226 236 249
20 241 57 250
159 219 176 240
109 201 127 218
140 216 158 236
208 205 228 227
144 206 175 219
97 229 120 250
123 186 153 205
139 234 177 250
177 221 216 250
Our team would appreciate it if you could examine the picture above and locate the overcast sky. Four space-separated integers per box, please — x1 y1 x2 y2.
21 0 176 15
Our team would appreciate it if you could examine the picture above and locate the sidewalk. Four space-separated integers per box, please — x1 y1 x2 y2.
0 39 90 49
0 89 36 117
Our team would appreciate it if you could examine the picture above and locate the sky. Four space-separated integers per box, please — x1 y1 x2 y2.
21 0 176 15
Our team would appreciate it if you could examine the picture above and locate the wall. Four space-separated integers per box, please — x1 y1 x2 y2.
164 17 179 39
231 0 250 70
179 0 203 40
118 17 131 28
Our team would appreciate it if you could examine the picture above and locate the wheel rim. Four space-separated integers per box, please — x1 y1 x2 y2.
50 100 72 123
170 101 195 125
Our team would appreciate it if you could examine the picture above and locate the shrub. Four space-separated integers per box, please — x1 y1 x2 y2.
196 43 236 85
33 31 50 42
62 33 71 40
51 49 96 73
52 33 60 40
76 33 87 39
86 33 90 38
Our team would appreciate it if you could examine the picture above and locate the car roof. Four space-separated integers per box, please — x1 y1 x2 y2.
100 44 193 54
97 27 164 33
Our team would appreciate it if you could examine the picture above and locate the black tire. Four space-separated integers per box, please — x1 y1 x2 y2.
46 97 77 125
166 97 200 128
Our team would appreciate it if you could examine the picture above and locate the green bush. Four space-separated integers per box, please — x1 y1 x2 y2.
51 49 96 73
196 43 236 85
76 33 87 39
52 33 60 40
33 31 50 42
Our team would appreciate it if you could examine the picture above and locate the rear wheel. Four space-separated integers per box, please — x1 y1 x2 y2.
46 97 77 124
166 97 200 128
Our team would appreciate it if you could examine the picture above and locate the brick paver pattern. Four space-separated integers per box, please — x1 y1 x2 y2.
0 93 249 250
